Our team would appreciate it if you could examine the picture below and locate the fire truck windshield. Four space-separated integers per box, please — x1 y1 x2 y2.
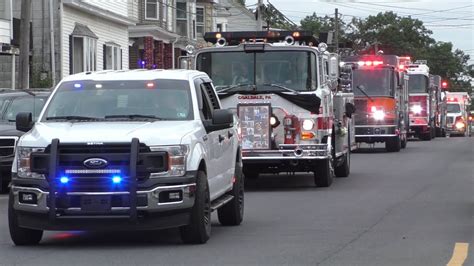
408 74 428 93
447 103 461 113
353 69 393 97
196 51 317 92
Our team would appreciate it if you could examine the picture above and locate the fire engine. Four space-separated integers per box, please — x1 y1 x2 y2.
181 31 356 187
445 91 471 136
431 75 448 137
406 61 436 140
341 55 409 152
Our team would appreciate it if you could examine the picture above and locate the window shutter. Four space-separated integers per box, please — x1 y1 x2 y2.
103 44 106 70
120 49 123 70
69 35 73 74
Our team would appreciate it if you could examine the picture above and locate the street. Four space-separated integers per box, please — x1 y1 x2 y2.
0 137 472 266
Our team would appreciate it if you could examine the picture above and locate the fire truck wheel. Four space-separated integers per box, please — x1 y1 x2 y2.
8 192 43 246
243 168 259 180
385 136 401 152
314 159 333 187
401 135 407 149
334 152 350 178
180 171 211 244
218 160 244 226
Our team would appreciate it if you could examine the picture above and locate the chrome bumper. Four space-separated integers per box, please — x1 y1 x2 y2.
242 144 329 160
11 183 196 214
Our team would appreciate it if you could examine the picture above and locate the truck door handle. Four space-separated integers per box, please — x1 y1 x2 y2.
228 131 234 138
218 135 225 143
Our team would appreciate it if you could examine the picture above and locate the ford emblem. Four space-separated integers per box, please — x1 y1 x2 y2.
83 158 108 169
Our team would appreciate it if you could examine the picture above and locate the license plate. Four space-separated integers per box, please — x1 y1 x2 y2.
81 196 111 212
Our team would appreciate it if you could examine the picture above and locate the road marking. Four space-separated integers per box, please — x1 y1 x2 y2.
447 243 469 266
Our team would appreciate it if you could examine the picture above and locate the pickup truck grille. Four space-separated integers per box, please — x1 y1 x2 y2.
31 143 168 192
0 137 17 157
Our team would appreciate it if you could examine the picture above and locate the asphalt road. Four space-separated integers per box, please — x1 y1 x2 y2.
0 137 472 266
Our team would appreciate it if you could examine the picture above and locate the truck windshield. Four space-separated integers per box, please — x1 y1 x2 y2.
197 51 317 92
446 103 461 113
408 74 428 93
43 80 193 121
4 96 48 122
353 69 393 96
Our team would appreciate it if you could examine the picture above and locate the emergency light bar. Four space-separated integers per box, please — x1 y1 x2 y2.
203 31 318 46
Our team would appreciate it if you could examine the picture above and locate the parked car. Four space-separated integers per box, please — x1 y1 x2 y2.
0 90 50 192
9 70 243 245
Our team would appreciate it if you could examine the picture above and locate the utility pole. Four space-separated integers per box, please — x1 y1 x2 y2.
19 0 31 89
335 8 339 54
257 0 263 31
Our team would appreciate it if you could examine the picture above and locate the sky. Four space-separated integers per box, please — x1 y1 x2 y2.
247 0 474 63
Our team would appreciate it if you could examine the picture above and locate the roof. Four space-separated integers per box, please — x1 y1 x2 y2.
71 23 98 39
61 69 208 82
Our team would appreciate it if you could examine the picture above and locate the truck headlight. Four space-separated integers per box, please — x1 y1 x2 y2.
17 147 46 179
149 145 189 177
411 105 422 115
302 119 314 131
373 110 385 121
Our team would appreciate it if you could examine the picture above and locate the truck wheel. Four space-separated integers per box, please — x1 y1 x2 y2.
180 171 211 244
0 177 9 193
334 152 350 178
401 134 407 149
8 192 43 245
217 160 244 226
243 168 259 180
314 159 333 187
385 136 401 152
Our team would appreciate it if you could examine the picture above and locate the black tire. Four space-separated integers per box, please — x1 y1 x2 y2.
0 177 9 194
180 171 211 244
334 128 350 178
401 134 407 149
217 158 244 226
385 136 401 152
8 192 43 246
314 159 333 187
243 167 259 180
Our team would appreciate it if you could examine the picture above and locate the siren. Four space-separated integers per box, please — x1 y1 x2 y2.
284 36 295 45
216 37 227 47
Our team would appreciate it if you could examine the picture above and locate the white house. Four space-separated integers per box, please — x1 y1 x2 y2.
62 0 135 77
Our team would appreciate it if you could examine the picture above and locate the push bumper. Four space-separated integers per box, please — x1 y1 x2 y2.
242 144 329 161
355 125 397 143
11 183 196 231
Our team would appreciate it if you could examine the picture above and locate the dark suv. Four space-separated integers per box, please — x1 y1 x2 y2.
0 90 50 192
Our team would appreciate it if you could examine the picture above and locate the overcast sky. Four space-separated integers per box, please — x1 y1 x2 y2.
247 0 473 62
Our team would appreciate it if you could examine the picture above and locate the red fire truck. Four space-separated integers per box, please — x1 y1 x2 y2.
406 61 436 140
342 55 409 152
181 31 356 187
432 75 448 137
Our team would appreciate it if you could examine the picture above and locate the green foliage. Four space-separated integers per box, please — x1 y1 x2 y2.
30 70 52 88
299 11 473 90
235 0 245 6
262 4 296 30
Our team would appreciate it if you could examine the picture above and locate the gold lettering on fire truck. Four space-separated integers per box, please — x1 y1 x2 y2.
238 95 272 100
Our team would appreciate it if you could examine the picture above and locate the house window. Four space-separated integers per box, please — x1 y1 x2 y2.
71 36 97 74
176 1 187 36
196 6 205 37
216 23 223 32
104 44 122 70
145 0 159 20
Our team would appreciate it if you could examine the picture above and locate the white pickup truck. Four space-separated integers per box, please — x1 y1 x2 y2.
9 70 243 245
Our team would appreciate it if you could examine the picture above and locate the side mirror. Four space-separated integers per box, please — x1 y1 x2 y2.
328 53 339 81
345 102 356 119
212 109 233 126
16 112 33 132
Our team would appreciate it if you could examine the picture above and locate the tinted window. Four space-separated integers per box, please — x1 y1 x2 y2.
4 96 48 122
353 69 393 96
197 51 317 92
44 80 193 121
447 103 461 113
408 74 428 93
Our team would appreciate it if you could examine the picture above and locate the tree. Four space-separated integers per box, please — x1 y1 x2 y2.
300 12 350 51
262 3 297 30
348 12 434 57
